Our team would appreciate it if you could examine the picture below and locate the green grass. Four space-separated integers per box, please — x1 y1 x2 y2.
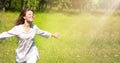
0 11 120 63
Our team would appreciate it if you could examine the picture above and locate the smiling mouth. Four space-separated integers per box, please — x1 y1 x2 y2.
29 17 34 19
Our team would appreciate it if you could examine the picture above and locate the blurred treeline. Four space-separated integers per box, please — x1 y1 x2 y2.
0 0 120 12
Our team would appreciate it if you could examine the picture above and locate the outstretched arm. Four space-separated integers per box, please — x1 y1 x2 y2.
35 25 51 38
35 25 59 39
0 26 18 40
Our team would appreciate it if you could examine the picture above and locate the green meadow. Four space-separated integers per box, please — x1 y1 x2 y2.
0 11 120 63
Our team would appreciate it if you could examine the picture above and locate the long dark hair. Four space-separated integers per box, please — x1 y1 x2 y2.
15 8 33 25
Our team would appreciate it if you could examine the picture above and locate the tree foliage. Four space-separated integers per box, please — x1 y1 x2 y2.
0 0 119 12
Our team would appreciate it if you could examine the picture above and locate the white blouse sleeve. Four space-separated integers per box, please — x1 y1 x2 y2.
0 26 18 39
35 25 51 38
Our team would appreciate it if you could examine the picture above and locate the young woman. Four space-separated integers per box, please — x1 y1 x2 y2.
0 8 59 63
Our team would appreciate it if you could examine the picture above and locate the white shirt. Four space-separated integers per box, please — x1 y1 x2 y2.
0 24 51 62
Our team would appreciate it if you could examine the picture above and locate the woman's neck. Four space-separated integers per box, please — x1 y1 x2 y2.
23 20 32 28
23 20 32 33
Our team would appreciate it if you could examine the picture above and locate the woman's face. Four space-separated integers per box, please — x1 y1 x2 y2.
24 10 34 22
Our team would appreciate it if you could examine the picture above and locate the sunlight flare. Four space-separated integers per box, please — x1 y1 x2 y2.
91 0 120 37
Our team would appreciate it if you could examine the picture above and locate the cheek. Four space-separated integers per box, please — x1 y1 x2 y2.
24 16 28 20
24 15 34 21
24 16 31 20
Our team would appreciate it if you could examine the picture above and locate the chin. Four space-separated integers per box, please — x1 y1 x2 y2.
29 20 34 22
28 21 33 23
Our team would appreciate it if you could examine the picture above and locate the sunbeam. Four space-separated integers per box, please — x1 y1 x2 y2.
91 0 120 37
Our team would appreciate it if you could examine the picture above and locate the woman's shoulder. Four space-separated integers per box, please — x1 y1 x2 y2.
32 25 39 28
14 24 23 28
32 25 42 30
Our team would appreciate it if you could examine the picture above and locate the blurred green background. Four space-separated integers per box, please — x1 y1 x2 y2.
0 0 120 63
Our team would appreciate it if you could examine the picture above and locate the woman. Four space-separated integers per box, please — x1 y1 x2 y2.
0 8 59 63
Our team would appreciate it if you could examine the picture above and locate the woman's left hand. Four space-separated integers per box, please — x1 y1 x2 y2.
52 32 59 39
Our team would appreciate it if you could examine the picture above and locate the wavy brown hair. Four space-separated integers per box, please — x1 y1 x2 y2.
15 8 33 25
